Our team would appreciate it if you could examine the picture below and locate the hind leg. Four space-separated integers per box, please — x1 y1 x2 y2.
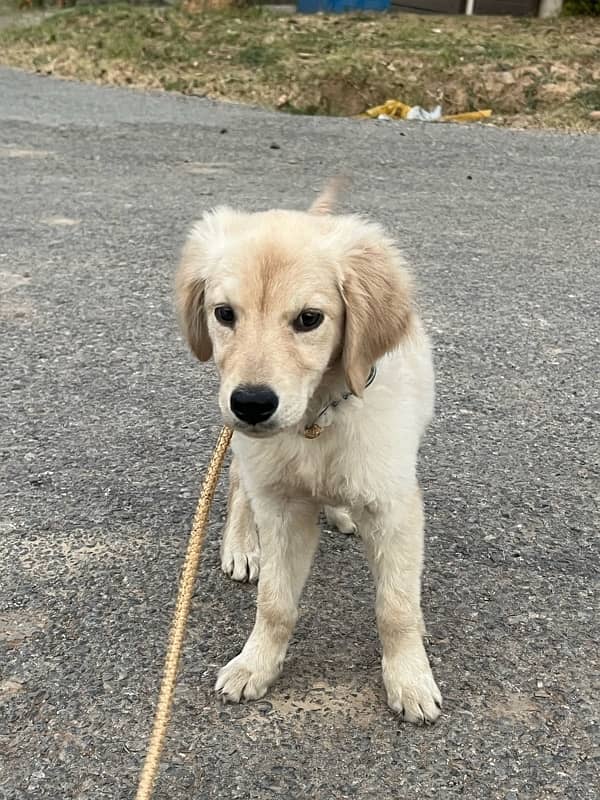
324 505 357 535
221 457 260 583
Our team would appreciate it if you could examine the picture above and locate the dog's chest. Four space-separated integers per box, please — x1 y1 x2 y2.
278 447 348 504
235 428 376 508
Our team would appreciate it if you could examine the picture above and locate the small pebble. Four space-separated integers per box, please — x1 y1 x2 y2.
256 700 273 715
589 110 600 121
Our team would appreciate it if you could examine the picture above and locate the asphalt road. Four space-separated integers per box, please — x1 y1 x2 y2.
1 66 598 800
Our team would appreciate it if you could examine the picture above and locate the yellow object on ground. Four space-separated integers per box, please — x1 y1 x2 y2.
365 100 413 119
442 109 492 123
365 100 492 123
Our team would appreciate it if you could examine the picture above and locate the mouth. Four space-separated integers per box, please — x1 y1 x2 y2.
230 420 281 439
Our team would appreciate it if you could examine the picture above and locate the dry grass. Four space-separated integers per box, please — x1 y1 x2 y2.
0 4 599 130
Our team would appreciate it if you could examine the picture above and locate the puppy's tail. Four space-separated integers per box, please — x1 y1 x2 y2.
309 176 349 215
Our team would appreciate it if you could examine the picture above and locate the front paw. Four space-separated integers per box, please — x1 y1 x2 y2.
215 654 281 703
383 648 442 724
221 519 260 583
221 545 260 583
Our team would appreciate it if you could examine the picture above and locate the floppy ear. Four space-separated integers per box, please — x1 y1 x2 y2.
341 233 413 395
175 235 213 362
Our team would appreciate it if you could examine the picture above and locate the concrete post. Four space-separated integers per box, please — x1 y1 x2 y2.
538 0 564 16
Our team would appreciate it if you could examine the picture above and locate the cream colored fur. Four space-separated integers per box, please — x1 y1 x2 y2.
175 187 442 724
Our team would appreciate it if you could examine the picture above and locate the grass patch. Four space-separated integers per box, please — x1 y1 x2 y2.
576 86 600 108
0 4 599 130
236 43 284 67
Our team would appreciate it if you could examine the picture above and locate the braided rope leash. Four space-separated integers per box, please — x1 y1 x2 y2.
136 426 233 800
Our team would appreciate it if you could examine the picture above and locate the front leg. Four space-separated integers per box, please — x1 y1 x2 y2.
216 497 320 703
360 486 442 724
221 457 260 583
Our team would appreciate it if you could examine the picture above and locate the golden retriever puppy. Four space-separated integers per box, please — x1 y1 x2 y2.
175 186 441 723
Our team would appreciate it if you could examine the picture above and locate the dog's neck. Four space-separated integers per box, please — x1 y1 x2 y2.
301 362 376 437
305 363 347 418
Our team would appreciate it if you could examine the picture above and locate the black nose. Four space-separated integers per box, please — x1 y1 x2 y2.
230 385 279 425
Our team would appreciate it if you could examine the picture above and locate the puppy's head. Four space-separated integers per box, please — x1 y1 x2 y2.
176 187 413 436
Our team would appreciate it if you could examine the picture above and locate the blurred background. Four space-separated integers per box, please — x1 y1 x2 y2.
0 2 598 133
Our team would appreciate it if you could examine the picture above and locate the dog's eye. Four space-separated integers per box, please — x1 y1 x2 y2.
215 305 235 326
294 309 324 332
